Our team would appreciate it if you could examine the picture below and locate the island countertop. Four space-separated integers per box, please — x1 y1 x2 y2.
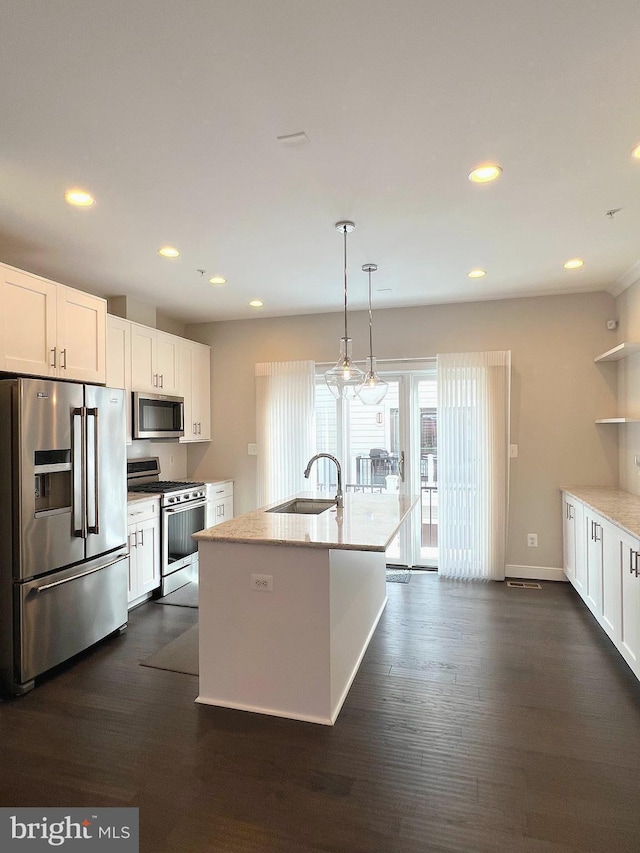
193 490 419 551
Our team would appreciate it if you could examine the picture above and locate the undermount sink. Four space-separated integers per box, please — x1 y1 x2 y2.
267 498 337 515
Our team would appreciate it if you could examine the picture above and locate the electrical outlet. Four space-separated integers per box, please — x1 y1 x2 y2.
509 444 518 458
251 573 273 592
527 533 538 547
248 443 258 456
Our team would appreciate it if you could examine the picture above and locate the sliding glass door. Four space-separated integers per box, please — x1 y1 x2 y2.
314 364 437 568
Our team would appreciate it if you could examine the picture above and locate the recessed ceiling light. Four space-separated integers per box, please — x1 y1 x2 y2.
468 164 502 183
249 300 264 308
467 269 487 278
64 189 95 207
563 258 584 269
632 144 640 160
158 246 180 259
208 276 226 285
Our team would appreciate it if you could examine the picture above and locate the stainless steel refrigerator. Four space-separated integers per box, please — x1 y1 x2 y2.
0 378 129 695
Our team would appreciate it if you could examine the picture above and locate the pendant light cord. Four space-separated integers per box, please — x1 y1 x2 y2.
367 267 374 368
343 225 348 341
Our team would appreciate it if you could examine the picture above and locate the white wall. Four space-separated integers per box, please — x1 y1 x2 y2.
614 277 640 494
186 290 618 572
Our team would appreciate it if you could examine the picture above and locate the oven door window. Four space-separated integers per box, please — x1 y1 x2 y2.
166 504 205 563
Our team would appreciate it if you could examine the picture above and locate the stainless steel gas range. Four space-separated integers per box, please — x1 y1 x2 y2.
127 457 205 595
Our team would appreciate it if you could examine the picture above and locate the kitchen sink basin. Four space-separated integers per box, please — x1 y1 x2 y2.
267 498 337 515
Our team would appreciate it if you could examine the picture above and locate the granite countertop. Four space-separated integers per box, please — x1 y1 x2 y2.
562 486 640 539
193 490 419 551
127 491 161 503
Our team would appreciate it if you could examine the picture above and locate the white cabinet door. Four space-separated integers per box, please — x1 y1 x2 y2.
193 342 211 440
619 531 640 679
573 501 587 597
56 285 106 383
156 331 180 395
106 315 132 444
0 266 57 376
601 522 622 643
585 510 603 617
562 493 576 582
179 339 211 442
136 516 160 595
130 323 156 392
127 500 160 606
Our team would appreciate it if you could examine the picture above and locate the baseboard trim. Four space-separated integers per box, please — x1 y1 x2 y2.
506 564 567 583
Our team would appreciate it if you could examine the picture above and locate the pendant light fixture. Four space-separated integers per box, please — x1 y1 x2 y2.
324 221 365 399
357 263 388 405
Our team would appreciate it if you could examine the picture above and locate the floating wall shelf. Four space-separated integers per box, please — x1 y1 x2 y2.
594 342 640 362
595 417 640 424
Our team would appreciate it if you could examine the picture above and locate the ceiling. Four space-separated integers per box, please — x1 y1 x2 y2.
1 1 640 324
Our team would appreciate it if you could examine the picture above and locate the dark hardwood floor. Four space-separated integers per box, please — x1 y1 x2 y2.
2 574 640 852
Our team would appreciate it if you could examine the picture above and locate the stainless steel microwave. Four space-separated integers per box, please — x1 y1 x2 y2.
133 392 184 439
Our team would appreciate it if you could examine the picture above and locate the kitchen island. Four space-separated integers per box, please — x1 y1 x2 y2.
193 490 418 725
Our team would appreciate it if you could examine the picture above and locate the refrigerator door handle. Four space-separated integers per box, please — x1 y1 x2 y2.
86 407 100 534
35 554 128 592
72 407 87 538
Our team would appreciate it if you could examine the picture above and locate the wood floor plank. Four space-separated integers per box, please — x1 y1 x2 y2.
1 574 640 852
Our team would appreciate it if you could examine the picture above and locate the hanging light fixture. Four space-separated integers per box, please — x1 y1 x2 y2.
324 221 365 399
357 263 388 405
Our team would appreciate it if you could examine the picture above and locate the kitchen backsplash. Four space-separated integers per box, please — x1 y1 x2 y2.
126 440 188 480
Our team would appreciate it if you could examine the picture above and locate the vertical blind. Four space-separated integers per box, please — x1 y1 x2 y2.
255 361 316 507
437 351 511 581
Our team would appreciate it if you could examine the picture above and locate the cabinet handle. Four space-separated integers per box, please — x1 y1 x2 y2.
153 373 158 387
193 422 198 435
61 348 67 369
159 374 164 388
569 504 574 520
129 531 136 550
50 347 57 368
197 422 201 434
635 551 640 578
594 523 601 542
136 530 143 547
630 549 637 574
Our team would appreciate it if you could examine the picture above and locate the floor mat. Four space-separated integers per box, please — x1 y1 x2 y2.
386 569 411 583
155 582 199 608
140 624 199 675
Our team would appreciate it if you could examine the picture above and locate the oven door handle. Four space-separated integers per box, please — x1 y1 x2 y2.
164 500 207 514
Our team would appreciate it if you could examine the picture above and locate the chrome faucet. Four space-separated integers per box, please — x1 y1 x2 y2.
304 453 343 508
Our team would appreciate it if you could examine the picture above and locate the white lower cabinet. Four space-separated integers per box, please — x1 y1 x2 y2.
619 532 640 678
205 482 233 529
562 491 640 682
127 499 160 607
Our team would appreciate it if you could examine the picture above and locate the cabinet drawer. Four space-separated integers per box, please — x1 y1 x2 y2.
127 498 159 524
206 482 233 500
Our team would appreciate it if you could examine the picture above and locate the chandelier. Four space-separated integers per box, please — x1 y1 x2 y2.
357 263 388 405
324 221 365 399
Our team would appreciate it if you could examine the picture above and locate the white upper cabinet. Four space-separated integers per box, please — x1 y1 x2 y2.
179 338 211 442
56 285 106 384
0 264 106 383
130 323 180 395
106 315 132 443
109 315 210 444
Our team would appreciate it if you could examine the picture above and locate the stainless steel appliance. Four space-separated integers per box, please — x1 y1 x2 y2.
127 457 205 595
0 378 129 695
133 391 184 440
